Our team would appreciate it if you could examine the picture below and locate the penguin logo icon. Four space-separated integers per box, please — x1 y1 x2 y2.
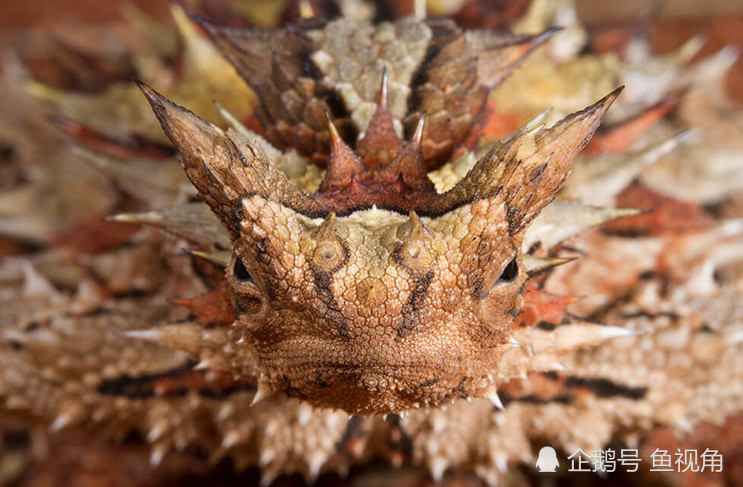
536 446 559 472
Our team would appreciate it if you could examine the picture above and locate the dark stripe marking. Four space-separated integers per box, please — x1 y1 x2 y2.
313 271 350 341
397 270 434 339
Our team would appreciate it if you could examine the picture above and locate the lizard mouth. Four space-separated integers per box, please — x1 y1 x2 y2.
259 358 493 415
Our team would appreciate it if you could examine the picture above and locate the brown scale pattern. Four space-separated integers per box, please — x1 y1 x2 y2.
137 69 620 413
1 5 743 487
198 15 553 171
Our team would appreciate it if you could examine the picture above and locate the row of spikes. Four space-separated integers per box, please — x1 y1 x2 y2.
315 69 436 212
107 199 594 278
135 77 622 241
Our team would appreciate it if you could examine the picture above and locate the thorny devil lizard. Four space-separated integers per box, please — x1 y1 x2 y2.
1 10 743 487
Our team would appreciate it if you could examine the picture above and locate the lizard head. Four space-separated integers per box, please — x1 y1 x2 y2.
138 14 620 414
140 80 618 414
225 200 523 415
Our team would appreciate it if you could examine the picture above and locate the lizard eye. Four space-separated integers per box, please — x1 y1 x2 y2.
230 256 262 315
233 257 254 284
496 255 519 285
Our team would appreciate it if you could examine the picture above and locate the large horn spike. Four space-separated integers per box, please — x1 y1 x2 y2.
188 14 309 91
410 29 559 170
138 81 242 228
137 82 328 238
318 113 366 192
190 13 318 131
503 87 623 233
356 68 402 169
421 88 623 227
474 28 561 89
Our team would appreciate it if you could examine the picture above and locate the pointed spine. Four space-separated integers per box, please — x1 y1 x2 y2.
421 88 623 221
137 81 327 238
319 114 365 192
356 68 401 169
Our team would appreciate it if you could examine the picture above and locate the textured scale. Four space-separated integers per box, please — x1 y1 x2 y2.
198 15 553 169
1 4 743 487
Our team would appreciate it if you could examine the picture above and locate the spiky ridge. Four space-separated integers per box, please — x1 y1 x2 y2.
195 15 555 169
2 5 743 487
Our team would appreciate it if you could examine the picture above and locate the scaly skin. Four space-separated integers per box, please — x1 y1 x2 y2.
137 44 619 412
1 11 742 487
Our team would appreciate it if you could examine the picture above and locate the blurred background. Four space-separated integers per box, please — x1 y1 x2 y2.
0 0 742 101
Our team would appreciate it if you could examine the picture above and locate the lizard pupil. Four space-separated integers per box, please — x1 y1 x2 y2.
497 256 519 284
234 258 253 283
